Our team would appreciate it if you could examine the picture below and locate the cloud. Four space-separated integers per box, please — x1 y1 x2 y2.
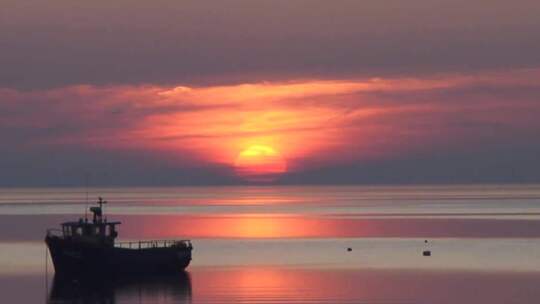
1 1 540 89
1 68 539 185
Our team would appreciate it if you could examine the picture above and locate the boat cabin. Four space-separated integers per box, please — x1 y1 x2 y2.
58 197 120 247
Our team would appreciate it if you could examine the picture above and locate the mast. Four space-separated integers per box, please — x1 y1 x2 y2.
90 197 107 223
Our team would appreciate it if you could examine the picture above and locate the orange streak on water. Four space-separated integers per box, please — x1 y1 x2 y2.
117 215 540 239
190 267 540 304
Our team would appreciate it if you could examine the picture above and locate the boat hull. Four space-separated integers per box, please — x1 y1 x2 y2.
46 236 192 276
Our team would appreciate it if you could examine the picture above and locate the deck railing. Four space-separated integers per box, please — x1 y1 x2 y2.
114 239 192 250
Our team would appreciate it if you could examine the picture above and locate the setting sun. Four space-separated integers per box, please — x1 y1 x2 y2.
234 145 287 182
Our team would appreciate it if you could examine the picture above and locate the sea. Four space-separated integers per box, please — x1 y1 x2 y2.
1 184 540 303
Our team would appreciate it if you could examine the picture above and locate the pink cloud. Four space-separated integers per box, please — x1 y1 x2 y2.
1 68 539 174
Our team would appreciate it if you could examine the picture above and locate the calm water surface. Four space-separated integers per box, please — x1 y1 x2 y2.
1 185 540 303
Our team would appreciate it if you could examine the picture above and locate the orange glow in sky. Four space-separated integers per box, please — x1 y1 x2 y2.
132 80 370 172
234 145 287 181
4 68 539 183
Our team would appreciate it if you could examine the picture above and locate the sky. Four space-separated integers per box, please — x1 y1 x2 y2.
1 0 540 186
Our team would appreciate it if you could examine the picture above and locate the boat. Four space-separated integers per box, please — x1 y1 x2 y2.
45 197 193 276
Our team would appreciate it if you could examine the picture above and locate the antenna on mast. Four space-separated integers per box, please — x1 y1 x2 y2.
84 172 89 221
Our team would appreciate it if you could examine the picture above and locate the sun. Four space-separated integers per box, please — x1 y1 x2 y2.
234 145 287 182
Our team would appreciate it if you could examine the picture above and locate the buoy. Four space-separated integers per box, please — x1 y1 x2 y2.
347 247 352 252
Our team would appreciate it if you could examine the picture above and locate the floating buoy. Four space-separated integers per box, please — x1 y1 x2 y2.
347 247 352 252
423 239 431 256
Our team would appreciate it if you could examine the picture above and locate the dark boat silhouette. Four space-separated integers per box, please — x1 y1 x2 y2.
45 197 192 276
